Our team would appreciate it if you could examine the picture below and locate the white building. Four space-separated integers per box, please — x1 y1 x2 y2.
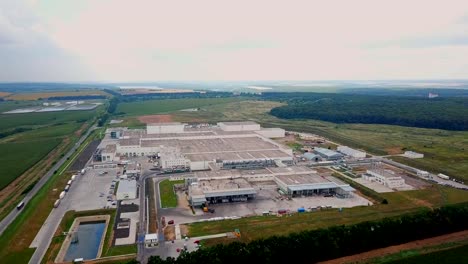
218 121 261 132
403 151 424 159
147 122 185 134
254 128 286 138
337 146 366 158
101 144 117 162
160 149 190 169
364 169 405 189
144 233 158 247
116 180 137 200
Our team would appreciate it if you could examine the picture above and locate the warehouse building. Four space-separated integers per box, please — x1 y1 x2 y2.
101 144 117 162
313 147 343 160
188 178 256 206
116 180 137 200
363 169 405 189
337 146 366 158
274 173 354 198
147 122 185 134
303 152 322 161
218 121 261 132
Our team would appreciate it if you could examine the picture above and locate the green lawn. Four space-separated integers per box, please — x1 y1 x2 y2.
0 139 61 189
159 180 185 208
387 244 468 264
105 244 137 256
116 97 245 117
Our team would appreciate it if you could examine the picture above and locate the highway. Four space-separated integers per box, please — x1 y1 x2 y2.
0 124 97 237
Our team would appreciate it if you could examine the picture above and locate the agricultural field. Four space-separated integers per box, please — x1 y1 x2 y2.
0 139 61 190
172 100 468 182
0 92 11 98
4 90 108 100
116 97 245 117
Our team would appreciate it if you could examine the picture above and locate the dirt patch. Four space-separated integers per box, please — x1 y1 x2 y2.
385 147 403 155
180 225 189 237
164 226 175 241
138 114 173 124
319 230 468 264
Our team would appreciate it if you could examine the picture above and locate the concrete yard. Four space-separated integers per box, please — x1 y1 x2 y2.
68 167 120 211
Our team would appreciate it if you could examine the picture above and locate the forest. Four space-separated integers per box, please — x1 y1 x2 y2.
147 202 468 264
264 92 468 130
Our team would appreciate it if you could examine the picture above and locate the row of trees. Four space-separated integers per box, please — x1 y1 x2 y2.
146 202 468 264
263 92 468 131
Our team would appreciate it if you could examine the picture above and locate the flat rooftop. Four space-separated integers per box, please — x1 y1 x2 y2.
148 122 183 126
190 177 256 197
218 121 259 126
117 180 137 193
104 144 117 153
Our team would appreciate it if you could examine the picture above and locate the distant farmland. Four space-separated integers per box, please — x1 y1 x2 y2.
117 97 245 116
5 90 108 100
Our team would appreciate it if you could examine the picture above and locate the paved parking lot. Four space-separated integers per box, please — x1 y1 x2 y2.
68 167 121 211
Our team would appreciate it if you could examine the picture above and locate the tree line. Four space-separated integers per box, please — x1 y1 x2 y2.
143 202 468 264
263 92 468 131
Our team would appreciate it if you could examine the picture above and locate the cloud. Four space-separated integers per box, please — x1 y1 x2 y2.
0 0 93 81
2 0 468 81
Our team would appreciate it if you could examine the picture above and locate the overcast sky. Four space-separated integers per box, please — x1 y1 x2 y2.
1 0 468 82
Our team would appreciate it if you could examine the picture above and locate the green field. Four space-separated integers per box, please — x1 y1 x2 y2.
116 97 245 117
386 244 468 264
159 180 185 208
0 139 61 189
0 110 96 132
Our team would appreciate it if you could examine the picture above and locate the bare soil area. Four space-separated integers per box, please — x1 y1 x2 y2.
320 230 468 264
138 114 173 124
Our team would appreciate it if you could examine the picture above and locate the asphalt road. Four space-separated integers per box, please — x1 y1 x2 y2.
0 124 97 238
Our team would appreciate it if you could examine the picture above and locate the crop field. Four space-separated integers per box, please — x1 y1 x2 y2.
0 139 61 190
5 90 108 100
0 92 11 97
0 110 97 132
172 100 468 182
116 97 245 117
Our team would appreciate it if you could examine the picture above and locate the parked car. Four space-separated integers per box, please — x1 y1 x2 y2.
168 220 174 225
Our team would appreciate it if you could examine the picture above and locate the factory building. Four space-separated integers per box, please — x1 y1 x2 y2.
116 180 137 200
363 169 405 189
337 146 366 158
218 121 261 132
254 128 286 138
274 173 354 198
147 122 185 134
188 178 256 207
101 144 117 162
313 147 343 160
303 152 322 161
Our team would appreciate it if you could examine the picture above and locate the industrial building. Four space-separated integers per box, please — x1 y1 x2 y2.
188 178 256 206
363 169 405 189
303 152 322 161
337 146 366 158
274 173 354 198
116 180 137 200
101 144 117 162
313 147 343 160
107 122 292 171
147 122 185 134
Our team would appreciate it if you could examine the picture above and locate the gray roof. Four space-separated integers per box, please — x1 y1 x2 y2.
314 147 343 157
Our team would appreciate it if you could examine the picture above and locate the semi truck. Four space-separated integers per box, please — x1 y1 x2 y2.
64 185 70 192
59 191 66 199
54 199 61 208
438 173 450 180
